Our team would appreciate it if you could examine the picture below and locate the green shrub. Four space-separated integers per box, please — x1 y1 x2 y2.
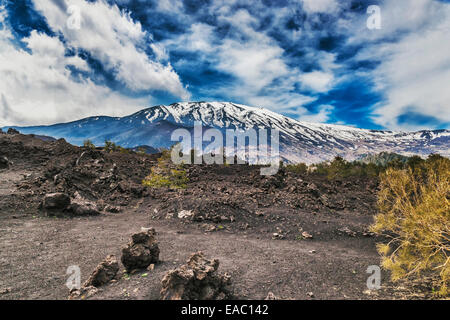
312 156 384 180
136 147 147 155
285 163 308 174
386 158 406 170
104 140 129 153
83 139 95 150
142 166 188 189
117 146 129 154
359 152 409 167
142 148 188 189
371 155 450 296
104 140 117 153
406 155 425 170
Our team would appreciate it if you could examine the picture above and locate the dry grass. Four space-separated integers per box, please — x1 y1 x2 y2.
371 155 450 297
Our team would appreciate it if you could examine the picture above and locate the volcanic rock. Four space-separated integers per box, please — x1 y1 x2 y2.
265 292 278 300
42 193 71 210
69 192 101 216
7 128 19 135
0 156 10 169
68 286 99 300
84 255 119 287
70 200 101 216
121 229 160 272
160 251 232 300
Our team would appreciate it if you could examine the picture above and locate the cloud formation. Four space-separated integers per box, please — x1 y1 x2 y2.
32 0 189 98
1 0 449 131
0 7 148 126
358 0 450 130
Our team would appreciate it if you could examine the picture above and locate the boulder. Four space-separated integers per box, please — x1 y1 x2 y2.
42 193 71 210
69 192 100 216
70 201 101 216
265 292 278 300
178 210 194 219
84 255 119 287
7 128 20 135
104 205 121 213
121 229 159 272
68 286 99 300
160 251 232 300
306 183 320 198
0 156 10 169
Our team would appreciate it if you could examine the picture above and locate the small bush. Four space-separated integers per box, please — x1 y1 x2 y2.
313 156 381 180
104 140 117 153
117 146 129 154
142 147 188 189
386 158 406 170
371 155 450 296
142 166 188 189
136 147 147 155
83 139 95 150
285 163 308 175
104 140 129 153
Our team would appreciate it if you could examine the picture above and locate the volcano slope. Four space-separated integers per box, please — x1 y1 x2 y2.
0 131 429 300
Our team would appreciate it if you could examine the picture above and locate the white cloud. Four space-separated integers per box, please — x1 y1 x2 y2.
217 39 288 92
170 23 217 54
213 9 290 92
167 14 291 94
0 10 148 126
246 92 316 113
301 0 339 14
156 0 184 14
353 0 450 130
300 71 334 93
165 8 326 115
297 105 334 123
32 0 189 99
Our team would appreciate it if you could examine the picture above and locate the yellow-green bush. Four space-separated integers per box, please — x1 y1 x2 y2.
83 139 95 150
314 156 381 180
285 162 308 174
142 167 188 189
142 148 188 189
104 140 129 154
104 140 116 153
371 155 450 296
136 147 147 155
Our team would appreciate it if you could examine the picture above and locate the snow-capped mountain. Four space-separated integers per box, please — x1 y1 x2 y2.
3 102 449 163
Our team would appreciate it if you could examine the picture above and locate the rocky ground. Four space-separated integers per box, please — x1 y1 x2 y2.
0 130 434 300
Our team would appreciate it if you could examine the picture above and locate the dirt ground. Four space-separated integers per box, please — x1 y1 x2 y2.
0 210 388 300
0 132 434 300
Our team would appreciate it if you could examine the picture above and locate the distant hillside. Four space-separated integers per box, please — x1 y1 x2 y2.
3 102 449 164
357 152 410 166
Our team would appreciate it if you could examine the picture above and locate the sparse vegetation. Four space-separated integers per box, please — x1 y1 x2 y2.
83 139 96 150
136 147 147 155
104 140 129 154
358 152 409 167
302 154 427 181
313 156 381 180
285 162 308 174
142 147 189 189
371 155 450 297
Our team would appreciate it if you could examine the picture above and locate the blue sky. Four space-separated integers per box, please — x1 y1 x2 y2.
0 0 449 131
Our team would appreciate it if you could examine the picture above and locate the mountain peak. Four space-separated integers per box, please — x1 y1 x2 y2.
3 102 449 164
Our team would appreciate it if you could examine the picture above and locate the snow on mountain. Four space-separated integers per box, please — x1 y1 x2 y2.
3 102 449 163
